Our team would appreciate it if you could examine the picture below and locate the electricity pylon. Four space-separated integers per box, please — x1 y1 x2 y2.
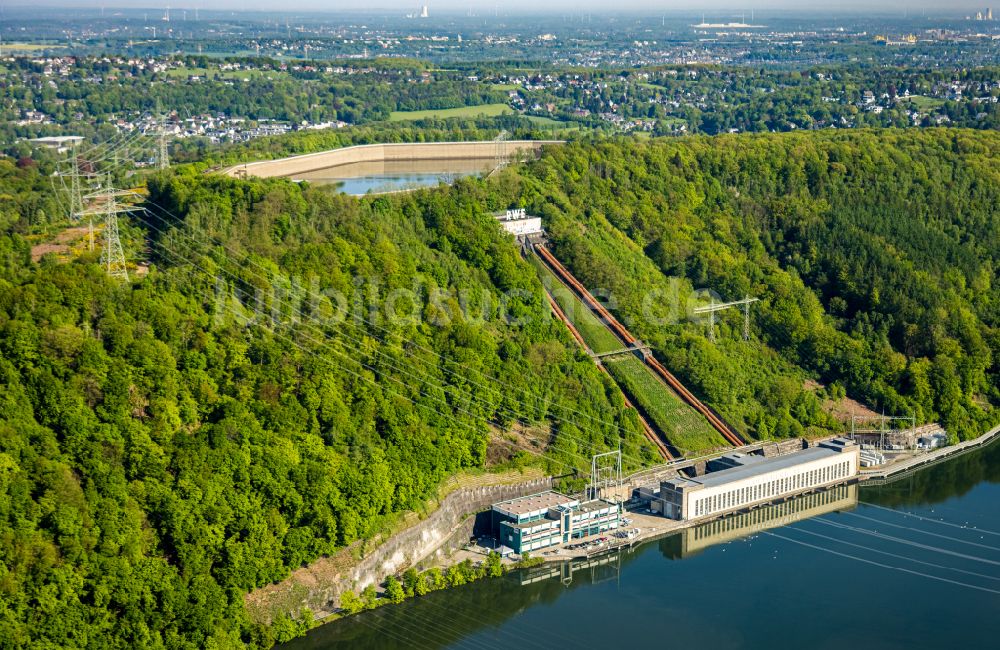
494 129 510 171
68 153 84 220
155 102 170 170
158 122 170 170
56 141 86 221
81 176 139 282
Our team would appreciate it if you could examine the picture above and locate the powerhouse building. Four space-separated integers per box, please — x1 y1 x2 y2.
491 491 621 554
658 438 859 521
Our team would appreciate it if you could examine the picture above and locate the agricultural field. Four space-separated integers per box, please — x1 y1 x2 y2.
524 115 568 127
388 103 513 121
531 256 624 354
0 42 65 52
605 356 729 454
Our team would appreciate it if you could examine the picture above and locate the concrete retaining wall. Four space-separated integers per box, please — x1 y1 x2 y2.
223 140 562 179
247 475 552 622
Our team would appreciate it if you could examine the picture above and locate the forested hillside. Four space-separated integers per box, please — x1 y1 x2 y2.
516 129 998 441
0 167 653 647
1 128 997 648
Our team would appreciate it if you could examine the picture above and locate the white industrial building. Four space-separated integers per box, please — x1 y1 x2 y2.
657 438 860 521
495 208 544 240
27 135 84 153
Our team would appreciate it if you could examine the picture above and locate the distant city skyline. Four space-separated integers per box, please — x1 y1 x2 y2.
8 1 999 15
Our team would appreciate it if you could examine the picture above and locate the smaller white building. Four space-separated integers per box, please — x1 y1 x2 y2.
917 432 948 450
28 135 84 153
496 208 544 239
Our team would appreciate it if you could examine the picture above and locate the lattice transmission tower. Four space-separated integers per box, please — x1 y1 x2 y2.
494 129 510 171
158 121 170 170
54 141 86 222
68 153 85 220
81 177 140 282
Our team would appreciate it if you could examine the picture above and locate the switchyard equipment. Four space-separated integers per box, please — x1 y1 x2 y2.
849 414 917 450
657 438 859 521
590 450 623 501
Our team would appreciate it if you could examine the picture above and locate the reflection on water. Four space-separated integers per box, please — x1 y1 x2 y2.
284 437 1000 650
291 158 496 195
674 484 858 558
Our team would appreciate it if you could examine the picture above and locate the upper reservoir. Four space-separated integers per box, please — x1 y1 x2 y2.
284 436 1000 649
290 157 496 195
222 141 560 192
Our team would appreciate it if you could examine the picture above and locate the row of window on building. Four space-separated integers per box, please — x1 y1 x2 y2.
693 460 852 518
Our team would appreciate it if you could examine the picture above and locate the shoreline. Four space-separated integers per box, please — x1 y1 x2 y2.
298 423 1000 629
540 423 1000 562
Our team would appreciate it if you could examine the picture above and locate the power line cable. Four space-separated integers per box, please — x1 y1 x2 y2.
792 523 1000 583
93 138 757 477
132 190 666 468
80 127 151 163
93 131 774 470
761 529 1000 596
74 159 660 467
813 517 1000 567
129 209 592 477
135 198 654 470
841 510 1000 552
858 500 1000 538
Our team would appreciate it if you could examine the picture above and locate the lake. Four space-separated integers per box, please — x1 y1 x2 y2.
291 158 496 195
283 437 1000 649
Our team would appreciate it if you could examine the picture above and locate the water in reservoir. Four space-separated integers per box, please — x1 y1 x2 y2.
291 158 496 195
284 438 1000 649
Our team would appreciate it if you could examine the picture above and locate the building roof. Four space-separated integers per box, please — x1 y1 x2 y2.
720 452 766 465
665 442 856 491
503 517 561 530
577 499 618 513
492 491 577 517
29 136 84 145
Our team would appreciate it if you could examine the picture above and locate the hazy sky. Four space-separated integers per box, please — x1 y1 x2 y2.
12 1 997 13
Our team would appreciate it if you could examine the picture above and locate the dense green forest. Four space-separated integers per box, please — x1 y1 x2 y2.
0 164 655 647
1 128 997 648
516 129 998 441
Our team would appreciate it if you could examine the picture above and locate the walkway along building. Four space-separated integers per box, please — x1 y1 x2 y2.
491 491 621 554
657 438 860 521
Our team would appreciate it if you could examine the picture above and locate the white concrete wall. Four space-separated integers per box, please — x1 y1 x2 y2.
222 140 563 179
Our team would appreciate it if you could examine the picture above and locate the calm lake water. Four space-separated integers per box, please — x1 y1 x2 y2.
284 438 1000 650
291 158 495 195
